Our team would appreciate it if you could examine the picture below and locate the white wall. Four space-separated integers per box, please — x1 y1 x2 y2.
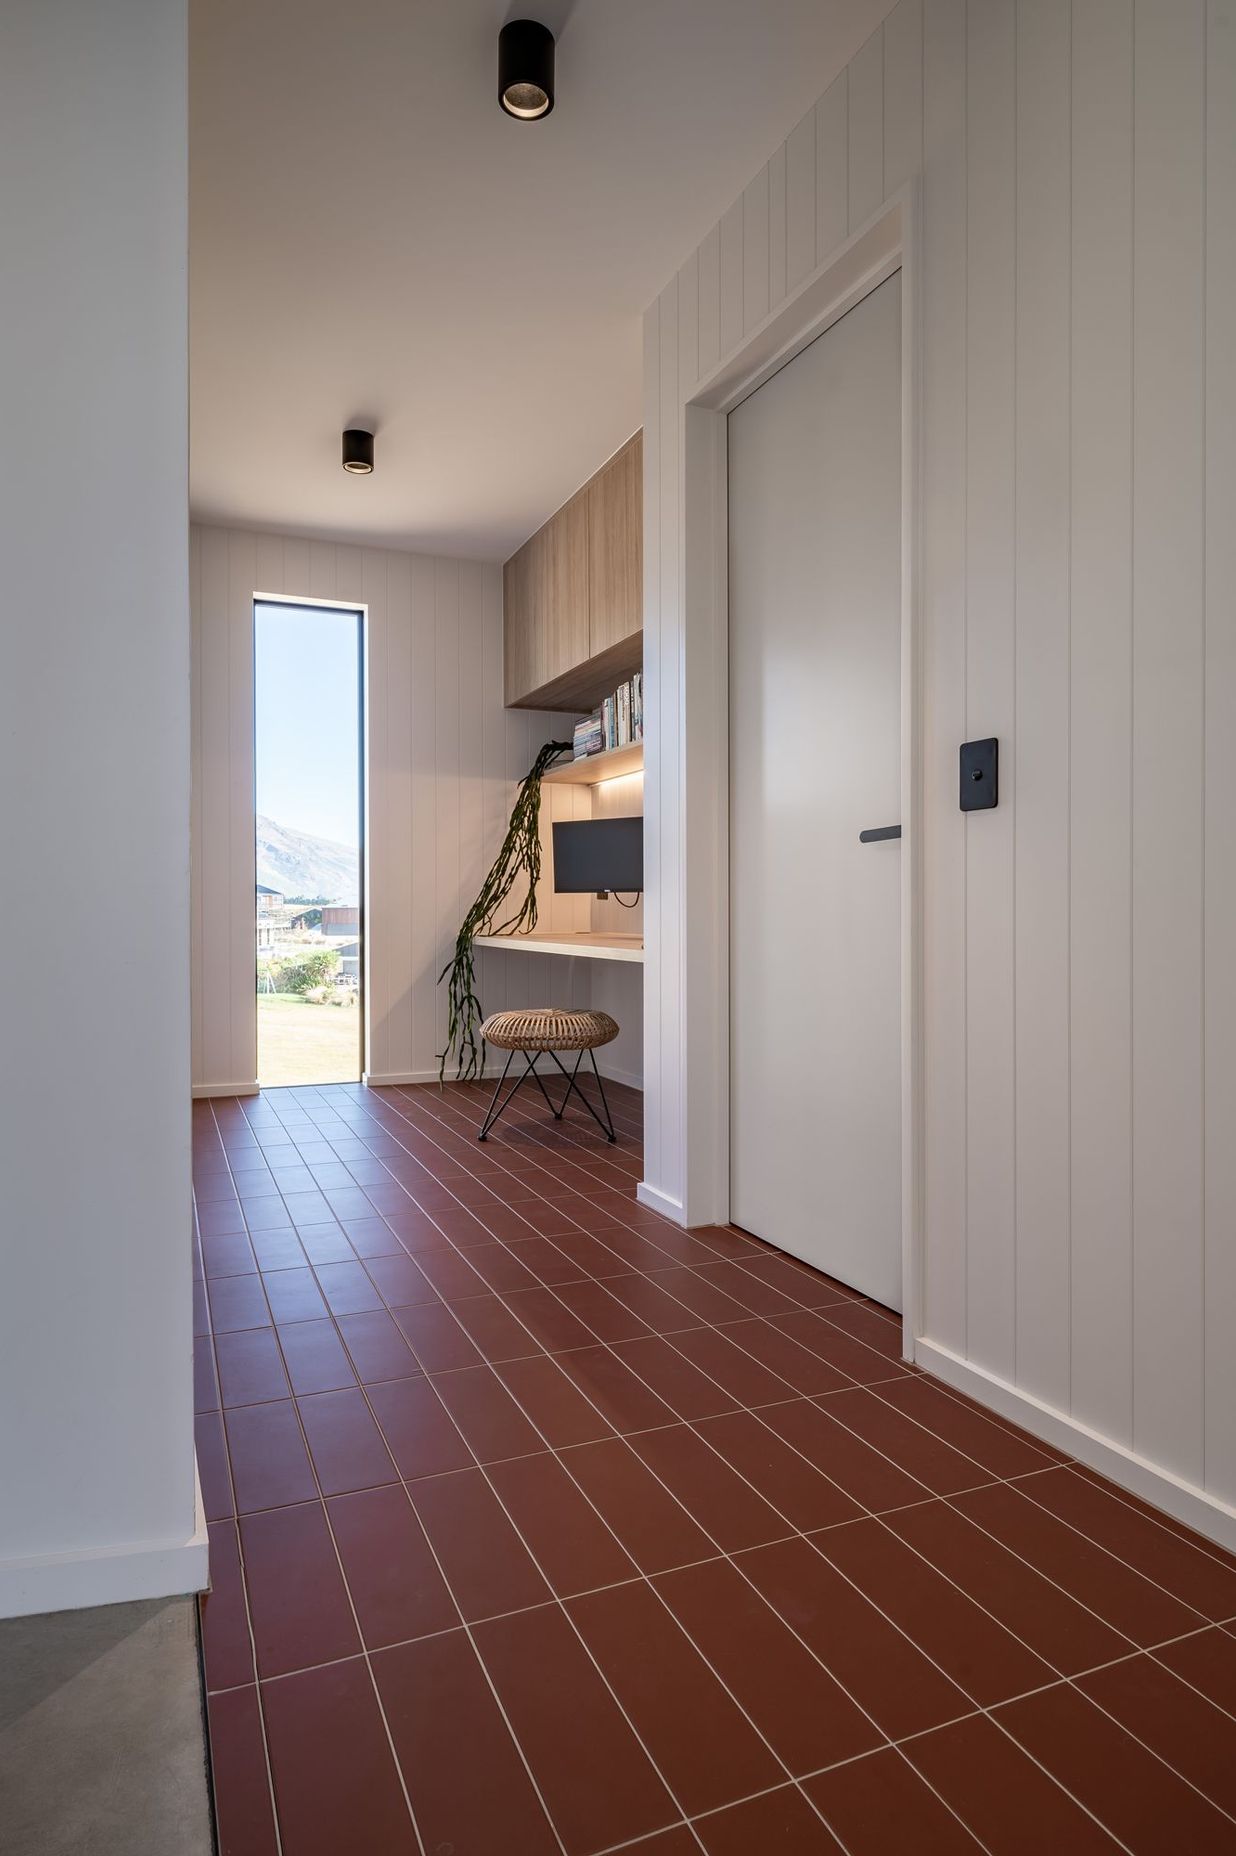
644 0 1236 1538
0 0 202 1616
191 526 643 1088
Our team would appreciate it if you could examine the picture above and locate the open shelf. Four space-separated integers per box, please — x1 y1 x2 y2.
474 930 643 963
542 742 644 786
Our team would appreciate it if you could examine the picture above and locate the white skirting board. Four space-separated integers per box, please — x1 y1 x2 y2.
916 1338 1236 1557
0 1467 209 1622
192 1080 259 1099
367 1062 645 1091
637 1181 686 1224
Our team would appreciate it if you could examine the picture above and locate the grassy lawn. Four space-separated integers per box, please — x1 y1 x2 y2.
257 993 362 1087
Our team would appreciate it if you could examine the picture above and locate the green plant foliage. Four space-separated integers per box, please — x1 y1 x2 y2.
437 740 571 1082
277 949 341 994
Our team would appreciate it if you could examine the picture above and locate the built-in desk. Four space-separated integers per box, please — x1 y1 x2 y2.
473 930 644 964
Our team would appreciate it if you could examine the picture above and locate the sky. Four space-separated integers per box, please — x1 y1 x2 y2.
254 601 361 847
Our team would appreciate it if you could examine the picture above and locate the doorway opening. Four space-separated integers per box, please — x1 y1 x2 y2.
254 599 364 1086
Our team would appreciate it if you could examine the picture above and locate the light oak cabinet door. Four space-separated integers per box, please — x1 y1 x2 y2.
587 432 642 658
541 492 590 687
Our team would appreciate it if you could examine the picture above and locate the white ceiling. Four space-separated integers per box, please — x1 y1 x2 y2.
190 0 892 560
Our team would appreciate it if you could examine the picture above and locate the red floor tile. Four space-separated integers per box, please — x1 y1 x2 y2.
628 1422 795 1551
390 1300 485 1371
197 1085 1236 1856
276 1318 356 1395
562 1437 718 1573
804 1747 985 1853
327 1483 457 1648
407 1466 551 1619
758 1396 934 1513
870 1375 1060 1478
238 1501 359 1678
491 1351 619 1446
949 1481 1205 1647
224 1400 318 1513
1016 1467 1236 1622
693 1786 843 1853
215 1328 290 1409
608 1333 744 1419
296 1387 398 1495
1076 1652 1236 1817
487 1449 638 1596
739 1536 972 1740
199 1519 254 1693
555 1344 681 1434
903 1711 1120 1853
374 1631 560 1855
208 1272 273 1334
568 1578 783 1815
810 1518 1055 1706
260 1266 327 1326
261 1659 418 1855
205 1685 279 1855
1152 1625 1236 1714
472 1602 679 1853
654 1555 882 1774
993 1680 1235 1851
335 1308 421 1382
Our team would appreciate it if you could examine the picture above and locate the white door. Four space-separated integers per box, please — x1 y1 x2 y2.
729 271 902 1309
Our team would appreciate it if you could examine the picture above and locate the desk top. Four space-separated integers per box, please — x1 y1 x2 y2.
473 930 644 964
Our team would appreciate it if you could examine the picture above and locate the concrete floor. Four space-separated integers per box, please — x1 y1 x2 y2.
0 1596 214 1856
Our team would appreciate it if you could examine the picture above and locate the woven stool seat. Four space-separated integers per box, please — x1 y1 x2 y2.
481 1008 619 1053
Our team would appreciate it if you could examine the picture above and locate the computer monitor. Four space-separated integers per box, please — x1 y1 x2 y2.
552 817 643 895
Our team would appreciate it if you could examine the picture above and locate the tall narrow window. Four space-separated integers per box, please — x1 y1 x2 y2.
254 600 364 1086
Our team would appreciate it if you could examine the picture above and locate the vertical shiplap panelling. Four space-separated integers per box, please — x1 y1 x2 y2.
785 103 818 294
677 249 699 404
718 199 744 362
1131 1 1207 1484
641 297 665 1190
434 559 462 1063
1204 0 1236 1503
406 553 437 1069
457 563 485 961
742 165 771 334
226 529 258 1089
963 0 1017 1379
1013 0 1072 1407
883 0 924 197
847 24 885 228
919 0 969 1352
659 275 683 1203
697 224 721 380
816 72 849 259
768 143 788 313
1069 0 1135 1446
189 525 204 1084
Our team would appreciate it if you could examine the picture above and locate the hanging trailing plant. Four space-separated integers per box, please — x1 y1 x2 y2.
437 739 573 1083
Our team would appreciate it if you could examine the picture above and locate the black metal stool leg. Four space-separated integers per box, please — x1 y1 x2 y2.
545 1047 617 1143
478 1050 516 1140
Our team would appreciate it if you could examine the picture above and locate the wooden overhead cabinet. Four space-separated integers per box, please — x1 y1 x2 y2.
504 432 642 711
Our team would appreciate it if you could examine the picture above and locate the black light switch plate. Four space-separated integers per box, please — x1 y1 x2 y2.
960 737 998 811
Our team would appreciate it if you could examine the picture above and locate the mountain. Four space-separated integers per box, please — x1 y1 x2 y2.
256 816 358 902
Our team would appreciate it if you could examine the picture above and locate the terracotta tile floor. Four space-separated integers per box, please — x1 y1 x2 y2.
194 1079 1236 1855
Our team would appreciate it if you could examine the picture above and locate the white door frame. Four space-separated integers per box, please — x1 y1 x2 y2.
671 185 923 1357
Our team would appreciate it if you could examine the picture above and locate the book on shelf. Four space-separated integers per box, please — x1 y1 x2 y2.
632 671 643 741
602 695 617 751
573 715 604 759
616 681 631 747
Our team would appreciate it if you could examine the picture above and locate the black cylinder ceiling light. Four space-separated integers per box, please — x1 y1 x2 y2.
498 19 555 120
341 428 374 475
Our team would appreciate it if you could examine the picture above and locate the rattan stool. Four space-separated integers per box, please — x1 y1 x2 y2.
477 1008 619 1143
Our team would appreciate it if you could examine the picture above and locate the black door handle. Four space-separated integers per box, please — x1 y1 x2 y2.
858 826 902 843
